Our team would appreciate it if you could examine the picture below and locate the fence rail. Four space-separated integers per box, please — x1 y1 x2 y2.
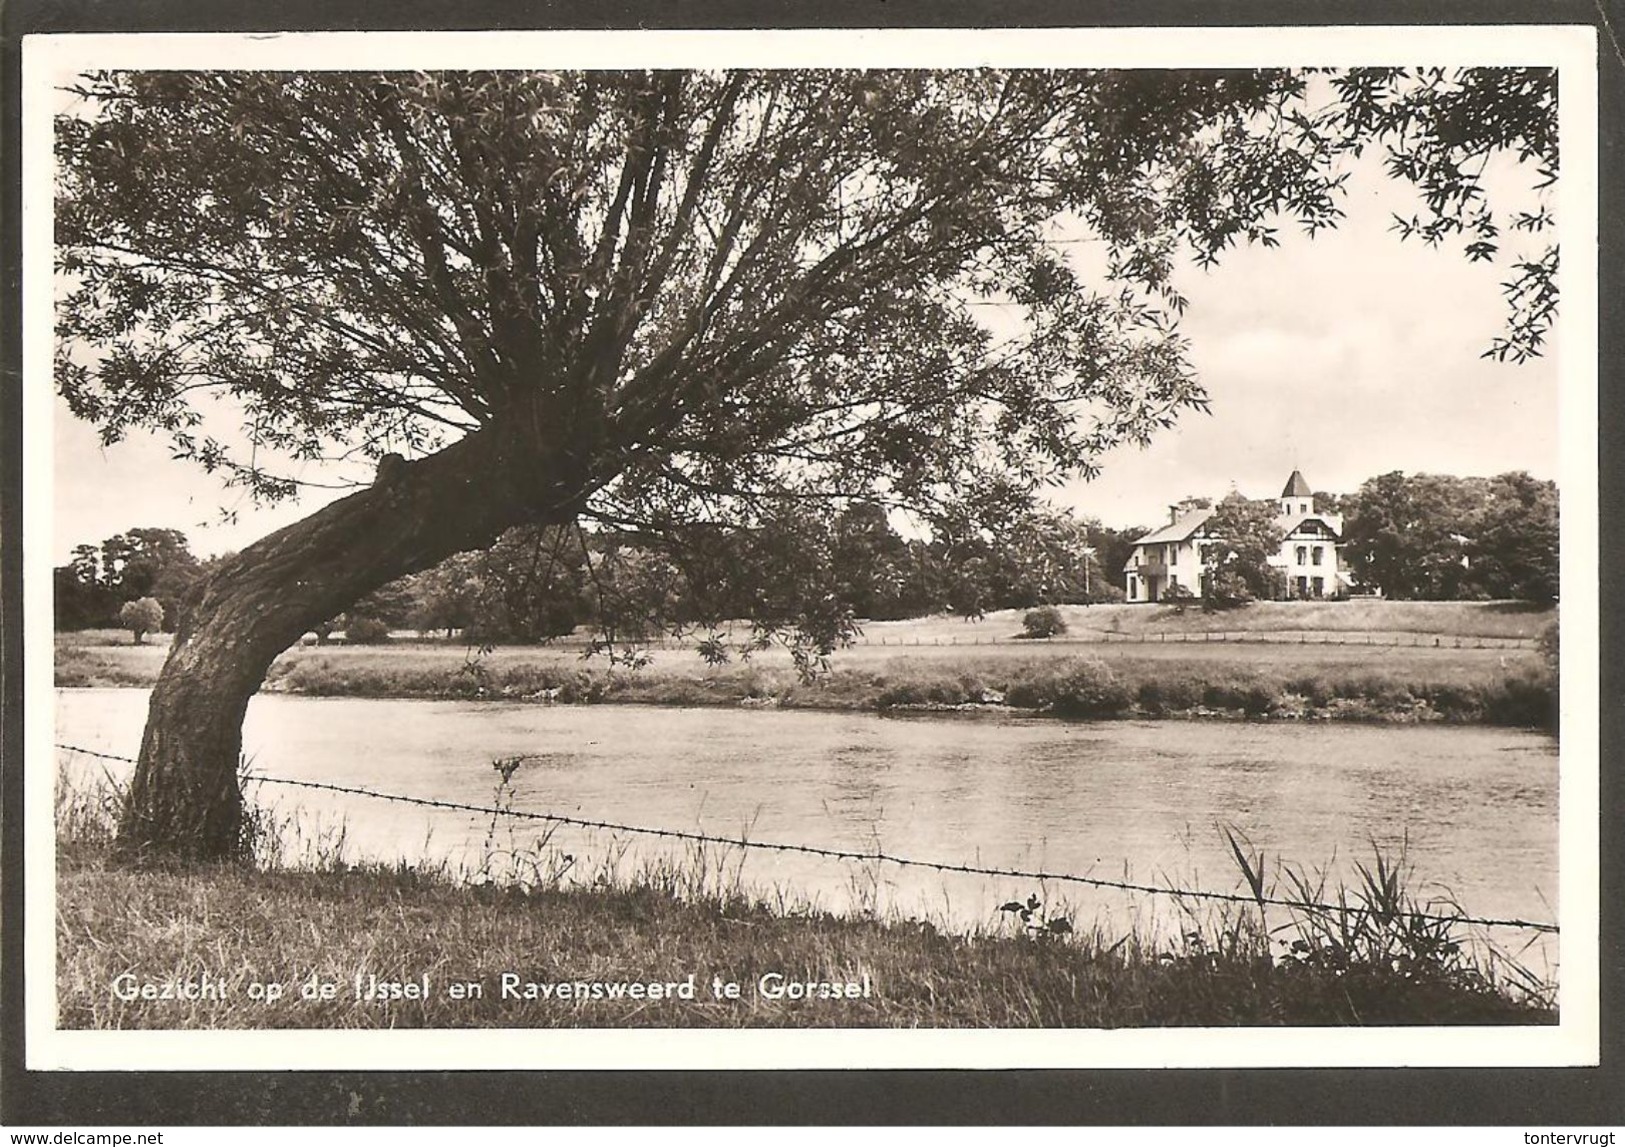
54 742 1559 935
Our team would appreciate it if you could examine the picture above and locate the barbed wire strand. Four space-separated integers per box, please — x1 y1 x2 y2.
54 743 1560 934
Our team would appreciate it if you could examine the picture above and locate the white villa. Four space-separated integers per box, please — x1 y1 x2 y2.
1122 470 1352 604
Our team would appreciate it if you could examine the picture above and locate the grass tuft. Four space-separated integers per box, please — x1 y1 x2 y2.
55 767 1556 1030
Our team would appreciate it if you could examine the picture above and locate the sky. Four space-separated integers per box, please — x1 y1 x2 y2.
49 142 1561 562
1060 175 1560 532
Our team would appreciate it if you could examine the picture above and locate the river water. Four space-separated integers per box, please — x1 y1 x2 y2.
55 689 1559 953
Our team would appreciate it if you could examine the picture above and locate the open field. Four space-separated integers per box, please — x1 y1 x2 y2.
854 600 1554 644
56 601 1557 728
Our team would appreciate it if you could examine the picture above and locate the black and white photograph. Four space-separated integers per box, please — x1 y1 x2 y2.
16 25 1601 1080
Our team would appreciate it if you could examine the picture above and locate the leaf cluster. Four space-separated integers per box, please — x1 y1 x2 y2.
54 68 1560 642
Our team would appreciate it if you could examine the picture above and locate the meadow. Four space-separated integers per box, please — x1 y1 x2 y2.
56 600 1558 729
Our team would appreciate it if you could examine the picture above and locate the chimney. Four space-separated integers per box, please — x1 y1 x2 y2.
1169 505 1180 525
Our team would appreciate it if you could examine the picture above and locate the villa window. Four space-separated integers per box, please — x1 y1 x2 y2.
1312 576 1324 597
1312 546 1323 566
1295 545 1307 565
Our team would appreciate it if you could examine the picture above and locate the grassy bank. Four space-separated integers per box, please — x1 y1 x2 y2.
56 602 1557 730
252 647 1553 727
56 773 1555 1029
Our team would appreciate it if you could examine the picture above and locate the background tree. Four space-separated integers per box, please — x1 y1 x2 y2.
1466 471 1559 601
1200 493 1287 609
117 597 165 644
100 528 201 628
1312 490 1346 516
53 528 201 631
1341 471 1555 601
1086 523 1147 598
55 67 1558 859
829 503 914 621
1341 471 1415 598
53 543 118 630
404 551 488 638
339 578 417 637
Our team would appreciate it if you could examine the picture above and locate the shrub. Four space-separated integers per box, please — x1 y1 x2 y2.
1202 677 1280 716
1137 675 1204 715
1334 673 1414 709
1285 674 1336 708
1049 658 1133 718
1537 619 1559 676
1003 658 1074 709
877 669 978 707
1162 584 1198 614
343 616 393 644
117 597 165 644
1418 682 1484 721
1480 666 1555 730
1202 570 1254 611
1003 674 1050 710
1021 606 1067 639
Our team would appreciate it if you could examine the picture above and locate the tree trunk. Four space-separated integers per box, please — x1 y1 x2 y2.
116 428 564 861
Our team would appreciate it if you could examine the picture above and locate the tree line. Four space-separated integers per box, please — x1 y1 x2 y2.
346 505 1144 648
1337 470 1558 602
57 468 1555 647
53 528 210 633
56 507 1141 646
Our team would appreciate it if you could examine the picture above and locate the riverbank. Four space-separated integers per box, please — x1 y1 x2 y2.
57 634 1557 730
56 803 1555 1029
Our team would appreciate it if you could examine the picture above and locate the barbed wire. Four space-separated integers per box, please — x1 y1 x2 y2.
54 742 1560 934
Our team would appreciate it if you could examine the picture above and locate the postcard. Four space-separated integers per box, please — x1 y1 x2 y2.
21 23 1599 1073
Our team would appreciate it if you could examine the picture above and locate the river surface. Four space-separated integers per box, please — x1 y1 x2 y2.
55 689 1559 951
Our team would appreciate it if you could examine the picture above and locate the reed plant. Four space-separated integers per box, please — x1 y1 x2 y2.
54 761 1555 1029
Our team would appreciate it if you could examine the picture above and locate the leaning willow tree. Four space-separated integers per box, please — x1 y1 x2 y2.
54 68 1557 859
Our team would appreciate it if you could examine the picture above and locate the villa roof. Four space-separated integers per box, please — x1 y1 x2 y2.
1131 509 1342 550
1281 469 1313 498
1276 512 1341 538
1132 509 1214 546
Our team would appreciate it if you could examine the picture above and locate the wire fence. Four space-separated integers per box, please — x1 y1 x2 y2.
54 741 1560 935
503 629 1536 651
848 631 1536 649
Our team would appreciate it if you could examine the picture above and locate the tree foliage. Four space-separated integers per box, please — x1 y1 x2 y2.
1320 67 1558 363
1342 470 1557 601
118 596 165 644
53 527 201 630
58 68 1557 553
1200 493 1286 609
